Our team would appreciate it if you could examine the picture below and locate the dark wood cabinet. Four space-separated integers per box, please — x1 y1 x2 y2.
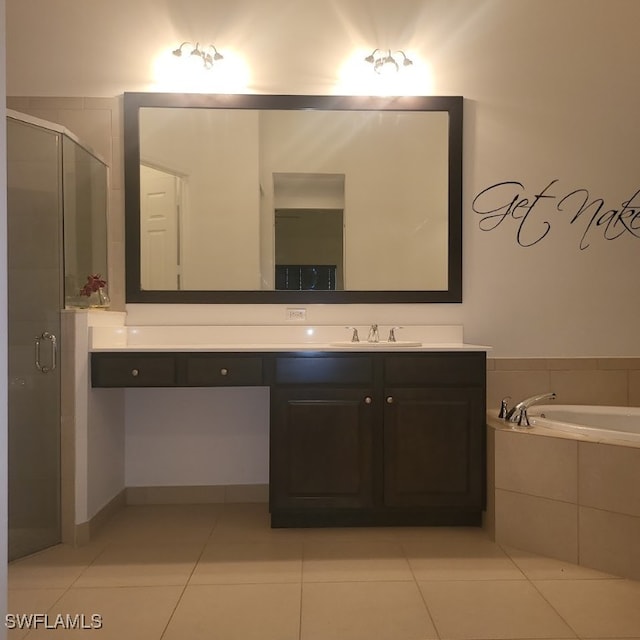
383 386 485 509
270 387 374 510
185 355 262 386
268 354 376 519
91 349 486 527
268 351 486 527
90 353 178 387
91 352 264 387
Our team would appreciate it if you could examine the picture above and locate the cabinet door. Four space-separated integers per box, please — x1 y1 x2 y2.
383 387 485 508
270 387 374 510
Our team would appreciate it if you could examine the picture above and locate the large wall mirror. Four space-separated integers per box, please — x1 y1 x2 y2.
124 93 463 303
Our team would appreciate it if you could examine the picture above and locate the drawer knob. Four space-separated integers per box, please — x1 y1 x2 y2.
131 368 139 377
364 396 372 404
220 368 229 376
386 396 394 404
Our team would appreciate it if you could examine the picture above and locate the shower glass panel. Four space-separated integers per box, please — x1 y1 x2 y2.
63 136 109 307
7 117 63 560
7 111 106 561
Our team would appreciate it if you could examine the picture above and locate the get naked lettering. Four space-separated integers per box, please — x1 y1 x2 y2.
472 179 640 249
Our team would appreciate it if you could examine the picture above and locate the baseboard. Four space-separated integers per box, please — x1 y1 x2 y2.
74 489 127 546
125 484 269 505
72 485 268 545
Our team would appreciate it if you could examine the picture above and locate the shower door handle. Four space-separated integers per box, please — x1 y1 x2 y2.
34 331 57 373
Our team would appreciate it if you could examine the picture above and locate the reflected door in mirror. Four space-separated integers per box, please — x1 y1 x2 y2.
140 164 181 289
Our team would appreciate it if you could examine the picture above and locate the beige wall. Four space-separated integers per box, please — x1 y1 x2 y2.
6 0 640 357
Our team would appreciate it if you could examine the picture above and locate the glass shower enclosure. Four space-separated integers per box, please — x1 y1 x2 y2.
7 111 108 560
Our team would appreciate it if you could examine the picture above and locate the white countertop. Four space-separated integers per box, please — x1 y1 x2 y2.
89 323 491 353
90 342 489 353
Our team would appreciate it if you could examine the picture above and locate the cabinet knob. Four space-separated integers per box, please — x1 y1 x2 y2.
386 396 394 404
364 396 372 404
220 368 229 376
131 368 139 377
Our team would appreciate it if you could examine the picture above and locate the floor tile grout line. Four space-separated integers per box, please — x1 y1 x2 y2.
400 535 583 639
497 542 582 639
297 580 304 640
158 512 221 640
400 542 443 640
22 586 73 639
493 541 533 582
65 541 113 591
497 541 627 582
524 579 581 640
297 530 306 640
8 542 111 622
9 540 117 640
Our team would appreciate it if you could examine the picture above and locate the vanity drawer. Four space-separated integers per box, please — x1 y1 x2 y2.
91 353 177 387
384 353 486 386
275 355 373 385
186 355 263 386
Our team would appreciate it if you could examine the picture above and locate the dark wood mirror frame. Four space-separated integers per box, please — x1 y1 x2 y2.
123 93 463 304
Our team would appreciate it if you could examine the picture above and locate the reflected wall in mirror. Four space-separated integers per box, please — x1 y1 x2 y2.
124 93 463 303
274 173 344 291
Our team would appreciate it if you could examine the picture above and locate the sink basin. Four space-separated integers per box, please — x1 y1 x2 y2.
330 341 422 348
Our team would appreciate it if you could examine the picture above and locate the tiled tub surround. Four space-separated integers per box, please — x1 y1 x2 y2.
485 358 640 580
486 410 640 581
487 357 640 409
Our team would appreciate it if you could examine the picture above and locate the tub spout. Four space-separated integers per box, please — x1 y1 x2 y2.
505 392 556 425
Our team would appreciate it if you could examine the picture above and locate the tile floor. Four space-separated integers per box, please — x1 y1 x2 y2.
7 503 640 639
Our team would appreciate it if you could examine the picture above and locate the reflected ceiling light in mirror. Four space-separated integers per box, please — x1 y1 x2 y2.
336 49 432 96
151 46 250 93
172 42 224 70
364 49 413 75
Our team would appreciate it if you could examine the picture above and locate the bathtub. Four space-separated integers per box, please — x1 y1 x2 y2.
488 403 640 580
527 404 640 444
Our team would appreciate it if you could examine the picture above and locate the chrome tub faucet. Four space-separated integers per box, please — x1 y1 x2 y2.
367 324 379 343
504 392 557 426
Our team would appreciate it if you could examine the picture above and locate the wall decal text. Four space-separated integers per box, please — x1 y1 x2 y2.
472 179 640 249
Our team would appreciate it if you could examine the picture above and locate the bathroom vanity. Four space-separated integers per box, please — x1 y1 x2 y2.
90 325 488 527
86 93 477 530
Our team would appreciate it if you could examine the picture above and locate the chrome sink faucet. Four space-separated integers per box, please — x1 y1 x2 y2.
505 392 556 426
345 326 360 342
367 324 379 343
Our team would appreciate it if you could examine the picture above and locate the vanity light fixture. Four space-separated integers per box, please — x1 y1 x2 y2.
364 49 413 74
172 42 224 70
